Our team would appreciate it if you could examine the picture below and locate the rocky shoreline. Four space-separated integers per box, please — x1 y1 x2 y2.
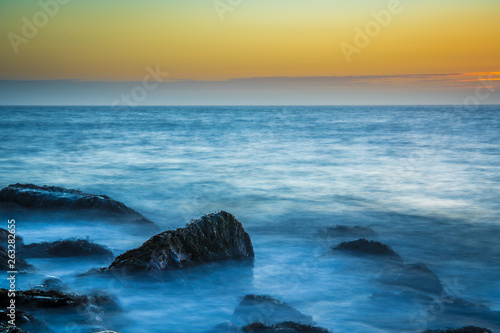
0 184 497 333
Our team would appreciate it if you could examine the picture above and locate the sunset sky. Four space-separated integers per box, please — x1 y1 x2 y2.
0 0 499 105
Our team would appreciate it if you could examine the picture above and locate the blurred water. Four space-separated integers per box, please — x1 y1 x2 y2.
0 105 499 332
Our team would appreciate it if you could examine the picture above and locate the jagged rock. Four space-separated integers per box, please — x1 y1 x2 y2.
0 288 120 314
233 295 313 326
422 327 492 333
381 263 444 295
0 184 156 229
0 310 53 333
242 322 329 333
330 238 402 261
317 225 375 238
0 325 29 333
107 211 254 273
0 248 31 271
19 238 113 258
0 229 23 249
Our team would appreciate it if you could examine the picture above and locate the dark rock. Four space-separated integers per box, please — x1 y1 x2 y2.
317 225 375 238
0 310 53 333
381 263 444 295
330 238 402 261
0 248 31 271
107 211 254 273
19 238 113 258
0 325 29 333
233 295 313 326
37 276 70 292
0 288 121 314
0 229 23 249
443 297 500 324
0 183 156 228
422 327 492 333
242 322 329 333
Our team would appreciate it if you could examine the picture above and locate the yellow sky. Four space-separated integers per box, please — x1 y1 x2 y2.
0 0 499 82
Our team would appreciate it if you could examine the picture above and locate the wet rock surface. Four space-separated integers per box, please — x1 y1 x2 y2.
0 325 29 333
36 276 71 293
380 263 445 295
0 184 157 228
242 322 329 333
330 238 402 261
233 295 313 326
107 211 254 273
0 288 120 313
19 238 113 258
0 310 53 333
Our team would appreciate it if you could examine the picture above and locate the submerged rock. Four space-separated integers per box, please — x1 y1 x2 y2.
422 327 492 333
381 263 444 296
330 238 402 261
0 310 53 333
317 225 375 238
0 248 31 271
242 322 329 333
0 183 156 228
0 325 29 333
107 211 254 273
35 276 70 293
19 238 113 258
0 288 120 314
0 229 23 249
233 295 313 326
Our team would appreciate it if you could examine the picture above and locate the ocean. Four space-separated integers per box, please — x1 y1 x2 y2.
1 105 499 332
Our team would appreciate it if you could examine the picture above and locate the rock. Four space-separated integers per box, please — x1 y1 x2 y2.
107 211 254 273
233 295 313 326
422 327 492 333
242 322 329 333
317 225 375 238
37 276 70 292
0 229 23 249
0 310 53 333
0 325 29 333
19 238 113 258
0 288 121 315
381 263 444 295
0 183 157 229
330 238 402 261
443 298 500 324
0 248 32 271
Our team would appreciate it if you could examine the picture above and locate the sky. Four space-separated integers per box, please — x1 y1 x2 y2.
0 0 499 105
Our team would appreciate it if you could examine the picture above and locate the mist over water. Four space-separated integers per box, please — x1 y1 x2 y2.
1 105 499 332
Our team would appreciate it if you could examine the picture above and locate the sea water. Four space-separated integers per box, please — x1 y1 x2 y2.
0 105 499 332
